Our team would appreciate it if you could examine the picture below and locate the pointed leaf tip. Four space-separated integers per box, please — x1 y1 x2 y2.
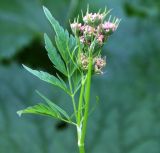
17 110 22 117
44 33 47 38
22 64 28 70
43 6 47 12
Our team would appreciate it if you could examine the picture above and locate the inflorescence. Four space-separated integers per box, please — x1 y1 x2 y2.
70 7 120 74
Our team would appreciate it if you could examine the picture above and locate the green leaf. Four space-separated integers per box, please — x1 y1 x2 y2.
69 35 77 54
44 33 67 76
43 6 77 63
43 6 78 77
56 73 68 89
36 91 71 121
17 103 58 118
23 65 69 93
0 64 77 153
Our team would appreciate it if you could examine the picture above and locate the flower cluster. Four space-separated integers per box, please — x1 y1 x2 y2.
70 8 120 74
79 53 106 74
83 13 104 26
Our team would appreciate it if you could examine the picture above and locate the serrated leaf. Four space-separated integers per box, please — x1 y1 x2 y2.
36 91 71 121
17 103 58 118
44 33 67 76
0 64 77 153
43 6 77 63
69 35 77 53
23 65 69 93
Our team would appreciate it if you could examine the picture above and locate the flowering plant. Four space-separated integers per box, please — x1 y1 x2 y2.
71 7 120 74
17 6 120 153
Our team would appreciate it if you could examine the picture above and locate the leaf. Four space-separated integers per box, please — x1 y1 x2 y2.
23 65 69 93
43 6 77 63
0 64 76 153
36 91 71 121
56 73 68 89
17 103 58 118
44 33 67 76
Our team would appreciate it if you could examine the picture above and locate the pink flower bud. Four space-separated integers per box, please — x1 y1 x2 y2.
102 22 117 33
84 25 95 35
83 13 104 26
70 23 82 35
80 25 85 32
80 36 85 43
97 34 104 45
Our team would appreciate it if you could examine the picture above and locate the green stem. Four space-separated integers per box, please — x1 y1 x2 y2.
79 57 92 150
71 94 78 122
77 76 85 126
79 145 85 153
67 67 78 122
77 76 85 153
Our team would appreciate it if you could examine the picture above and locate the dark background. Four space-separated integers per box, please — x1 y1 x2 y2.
0 0 160 153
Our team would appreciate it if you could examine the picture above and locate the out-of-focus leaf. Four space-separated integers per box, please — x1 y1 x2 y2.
124 0 160 19
44 33 67 76
0 0 72 60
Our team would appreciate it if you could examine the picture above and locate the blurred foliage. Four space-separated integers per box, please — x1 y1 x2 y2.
0 0 160 153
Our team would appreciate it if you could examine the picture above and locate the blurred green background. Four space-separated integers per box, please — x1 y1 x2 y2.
0 0 160 153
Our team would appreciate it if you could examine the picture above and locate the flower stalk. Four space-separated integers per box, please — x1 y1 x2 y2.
78 57 93 153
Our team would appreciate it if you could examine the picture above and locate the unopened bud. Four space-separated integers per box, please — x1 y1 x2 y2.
80 36 85 43
79 53 89 70
102 22 117 34
94 56 106 74
96 34 104 45
70 23 82 35
84 25 95 35
83 13 104 26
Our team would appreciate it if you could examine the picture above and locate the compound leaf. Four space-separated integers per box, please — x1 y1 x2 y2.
43 6 76 64
36 91 71 121
17 103 58 118
44 33 67 76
